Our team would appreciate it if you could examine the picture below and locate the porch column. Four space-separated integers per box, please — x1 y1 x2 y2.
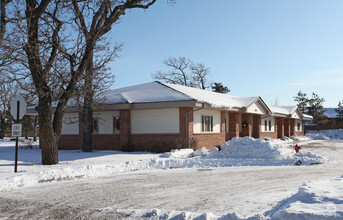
277 118 284 138
284 119 291 137
179 107 194 147
252 115 261 138
120 109 131 147
228 112 240 139
290 119 295 136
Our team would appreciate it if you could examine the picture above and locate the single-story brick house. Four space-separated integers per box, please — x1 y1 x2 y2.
36 81 313 152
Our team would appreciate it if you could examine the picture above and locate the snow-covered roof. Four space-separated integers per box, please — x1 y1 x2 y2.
323 108 338 118
101 81 193 104
269 106 313 120
162 82 259 109
102 81 260 109
269 106 297 115
303 114 313 120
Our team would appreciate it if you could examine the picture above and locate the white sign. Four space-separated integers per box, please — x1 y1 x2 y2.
12 123 22 137
10 95 27 120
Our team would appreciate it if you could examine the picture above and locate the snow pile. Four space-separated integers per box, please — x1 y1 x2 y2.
210 137 294 160
0 137 327 191
292 135 312 141
207 137 327 165
161 147 209 158
267 176 343 219
97 208 267 220
160 149 194 159
306 129 343 140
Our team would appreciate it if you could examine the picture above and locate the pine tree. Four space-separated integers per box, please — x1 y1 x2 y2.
335 100 343 118
212 82 230 94
307 93 327 130
335 100 343 127
293 90 308 113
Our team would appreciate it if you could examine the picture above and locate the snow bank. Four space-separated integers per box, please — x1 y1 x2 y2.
161 147 209 158
100 176 343 220
160 149 194 159
0 137 327 191
97 207 266 220
267 176 343 219
306 129 343 140
207 137 327 165
293 135 312 141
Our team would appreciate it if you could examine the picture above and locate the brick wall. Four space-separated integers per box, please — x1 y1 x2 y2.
119 109 131 147
277 118 284 138
58 135 80 150
252 115 261 138
131 134 184 152
93 135 120 150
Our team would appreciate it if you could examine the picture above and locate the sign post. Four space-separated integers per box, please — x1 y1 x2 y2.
10 96 27 173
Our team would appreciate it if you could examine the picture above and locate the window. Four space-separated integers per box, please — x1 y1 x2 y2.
296 120 302 131
113 117 120 133
201 115 213 132
93 119 99 134
268 120 272 131
263 118 274 132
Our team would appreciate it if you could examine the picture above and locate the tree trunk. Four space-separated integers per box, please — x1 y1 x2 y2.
82 56 94 152
0 116 4 139
33 115 38 142
82 105 93 152
37 98 59 165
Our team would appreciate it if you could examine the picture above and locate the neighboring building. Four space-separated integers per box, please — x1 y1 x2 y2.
305 108 343 130
32 81 313 152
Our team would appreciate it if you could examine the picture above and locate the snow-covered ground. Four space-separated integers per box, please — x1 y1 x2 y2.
0 130 343 219
306 129 343 140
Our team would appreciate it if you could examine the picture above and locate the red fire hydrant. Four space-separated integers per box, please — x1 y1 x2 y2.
294 144 301 153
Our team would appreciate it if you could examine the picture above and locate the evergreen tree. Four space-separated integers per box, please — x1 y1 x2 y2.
307 93 327 130
335 100 343 126
293 90 308 113
212 82 230 94
335 100 343 118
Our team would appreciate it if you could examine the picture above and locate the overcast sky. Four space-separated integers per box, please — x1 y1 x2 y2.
108 0 343 107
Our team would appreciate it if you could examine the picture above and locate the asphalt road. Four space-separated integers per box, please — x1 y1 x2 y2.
0 140 342 219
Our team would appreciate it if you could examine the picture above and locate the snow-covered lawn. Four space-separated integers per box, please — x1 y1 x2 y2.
0 130 343 219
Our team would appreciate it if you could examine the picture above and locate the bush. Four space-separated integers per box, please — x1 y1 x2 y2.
152 142 170 153
121 143 136 152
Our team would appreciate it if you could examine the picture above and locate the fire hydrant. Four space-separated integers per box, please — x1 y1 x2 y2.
294 144 301 153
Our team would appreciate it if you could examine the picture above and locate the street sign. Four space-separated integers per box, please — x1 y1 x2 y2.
10 95 27 120
10 95 27 173
11 123 22 137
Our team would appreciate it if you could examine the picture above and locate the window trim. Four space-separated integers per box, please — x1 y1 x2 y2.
113 116 120 134
296 120 302 132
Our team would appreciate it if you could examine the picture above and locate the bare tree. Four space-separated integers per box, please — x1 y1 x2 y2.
0 77 18 138
153 57 192 86
76 40 121 152
190 63 210 90
153 56 211 89
0 0 12 45
2 0 157 165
